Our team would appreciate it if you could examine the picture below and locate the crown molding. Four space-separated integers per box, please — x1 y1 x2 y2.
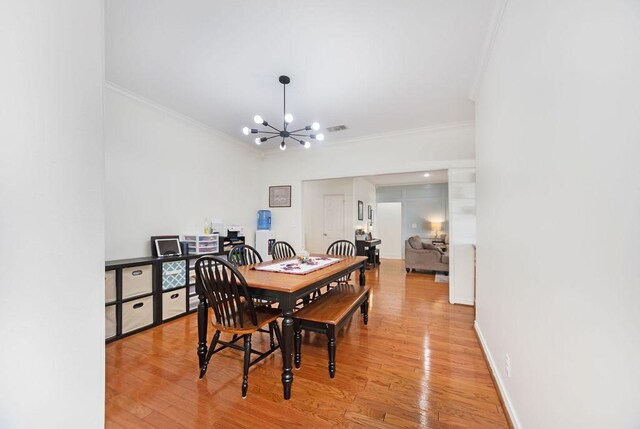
260 120 475 155
104 80 260 155
468 0 510 102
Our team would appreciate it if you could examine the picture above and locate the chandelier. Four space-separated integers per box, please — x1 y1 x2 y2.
242 75 324 150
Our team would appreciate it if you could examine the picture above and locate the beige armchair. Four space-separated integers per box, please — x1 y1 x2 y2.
404 236 449 273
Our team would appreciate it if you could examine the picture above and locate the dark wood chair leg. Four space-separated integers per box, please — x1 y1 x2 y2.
269 323 275 349
242 334 252 398
294 319 302 369
200 330 220 379
272 321 283 351
327 325 336 378
362 296 369 325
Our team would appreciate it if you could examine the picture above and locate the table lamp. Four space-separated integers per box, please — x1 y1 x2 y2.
430 222 442 239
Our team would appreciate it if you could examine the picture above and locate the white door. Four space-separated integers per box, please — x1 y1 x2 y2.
377 202 402 259
323 194 345 251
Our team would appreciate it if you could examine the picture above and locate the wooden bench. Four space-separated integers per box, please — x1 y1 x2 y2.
293 283 370 378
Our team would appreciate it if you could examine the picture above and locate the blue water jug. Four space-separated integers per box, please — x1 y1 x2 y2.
257 210 271 230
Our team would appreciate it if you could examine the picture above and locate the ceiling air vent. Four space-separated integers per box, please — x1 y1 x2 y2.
326 125 348 132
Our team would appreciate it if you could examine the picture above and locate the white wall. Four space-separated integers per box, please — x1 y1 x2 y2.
0 1 105 428
302 178 353 253
448 168 476 305
353 177 376 232
261 123 475 250
475 1 640 428
105 85 263 259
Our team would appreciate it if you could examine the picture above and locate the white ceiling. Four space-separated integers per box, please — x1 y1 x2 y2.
363 170 448 187
105 0 496 148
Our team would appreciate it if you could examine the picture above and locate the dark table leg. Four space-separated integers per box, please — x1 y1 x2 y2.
280 303 295 400
359 263 366 286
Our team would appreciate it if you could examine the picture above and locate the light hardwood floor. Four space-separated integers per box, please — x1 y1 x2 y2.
106 259 509 428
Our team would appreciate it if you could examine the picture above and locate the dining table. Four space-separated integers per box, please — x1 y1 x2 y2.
196 254 368 400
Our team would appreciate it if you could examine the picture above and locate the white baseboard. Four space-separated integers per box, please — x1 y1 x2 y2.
453 298 475 306
474 321 522 429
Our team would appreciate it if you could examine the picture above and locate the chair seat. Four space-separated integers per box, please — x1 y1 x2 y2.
212 306 281 334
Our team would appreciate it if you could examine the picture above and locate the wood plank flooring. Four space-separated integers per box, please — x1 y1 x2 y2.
106 259 508 428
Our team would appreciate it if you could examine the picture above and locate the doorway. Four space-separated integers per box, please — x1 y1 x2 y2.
377 202 402 259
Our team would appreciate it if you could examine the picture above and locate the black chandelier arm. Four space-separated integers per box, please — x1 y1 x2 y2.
265 123 280 132
288 133 311 137
254 131 280 135
287 127 308 134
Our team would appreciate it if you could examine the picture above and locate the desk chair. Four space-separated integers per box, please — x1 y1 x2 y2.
195 256 282 398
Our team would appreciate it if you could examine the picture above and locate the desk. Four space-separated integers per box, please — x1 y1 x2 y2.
356 238 381 266
196 255 367 400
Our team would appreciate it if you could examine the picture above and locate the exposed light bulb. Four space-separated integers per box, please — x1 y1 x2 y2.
254 115 263 124
242 127 250 135
316 133 325 141
311 122 320 131
304 141 311 149
423 173 430 177
255 138 261 145
280 141 286 150
284 113 293 123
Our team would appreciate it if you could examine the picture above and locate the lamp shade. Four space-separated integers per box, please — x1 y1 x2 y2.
430 222 442 232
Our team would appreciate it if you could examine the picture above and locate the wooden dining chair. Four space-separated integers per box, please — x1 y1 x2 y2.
195 255 282 398
228 244 263 266
326 240 357 288
271 241 296 260
228 244 278 339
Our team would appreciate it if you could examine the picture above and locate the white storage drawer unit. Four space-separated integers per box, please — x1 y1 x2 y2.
162 289 186 320
122 296 154 334
105 305 117 339
189 294 200 311
183 234 219 254
122 265 152 299
105 270 116 303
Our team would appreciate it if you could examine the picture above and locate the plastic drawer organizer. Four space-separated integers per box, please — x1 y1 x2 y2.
182 234 219 255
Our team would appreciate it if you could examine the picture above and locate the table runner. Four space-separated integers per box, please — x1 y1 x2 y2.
253 256 342 275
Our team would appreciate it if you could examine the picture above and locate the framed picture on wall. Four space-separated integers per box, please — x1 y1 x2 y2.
269 185 292 208
368 205 372 220
358 200 364 220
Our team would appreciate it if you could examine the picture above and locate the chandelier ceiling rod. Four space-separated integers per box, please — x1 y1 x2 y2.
242 75 324 151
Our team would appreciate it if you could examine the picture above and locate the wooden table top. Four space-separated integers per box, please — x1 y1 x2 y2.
236 255 367 293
